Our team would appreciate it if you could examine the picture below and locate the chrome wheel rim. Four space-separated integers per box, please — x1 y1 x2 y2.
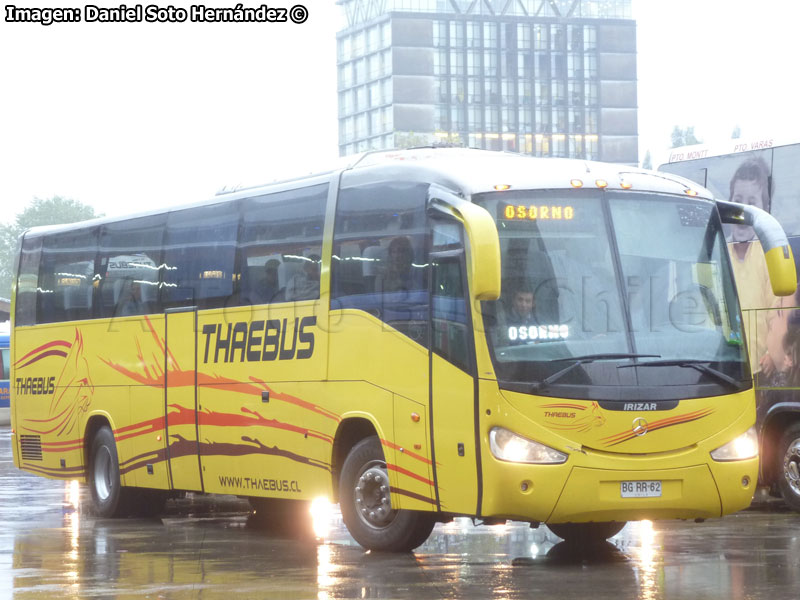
94 446 113 502
354 459 395 529
784 438 800 497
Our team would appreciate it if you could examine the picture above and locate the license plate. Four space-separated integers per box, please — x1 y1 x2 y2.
621 480 662 498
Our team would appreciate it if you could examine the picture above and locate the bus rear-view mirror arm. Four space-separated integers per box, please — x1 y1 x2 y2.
428 189 501 300
717 199 797 296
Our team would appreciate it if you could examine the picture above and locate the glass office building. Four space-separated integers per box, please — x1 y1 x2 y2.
337 0 637 163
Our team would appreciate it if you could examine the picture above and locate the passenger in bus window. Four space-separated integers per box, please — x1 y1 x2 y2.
285 254 321 301
262 259 282 303
118 279 145 317
381 236 415 293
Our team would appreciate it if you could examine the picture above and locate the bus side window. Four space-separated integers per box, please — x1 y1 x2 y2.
431 222 471 372
16 236 42 326
162 202 241 310
38 228 99 324
331 181 429 346
236 183 327 307
97 214 165 318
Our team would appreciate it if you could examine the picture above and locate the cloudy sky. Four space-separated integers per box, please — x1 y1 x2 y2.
1 0 797 221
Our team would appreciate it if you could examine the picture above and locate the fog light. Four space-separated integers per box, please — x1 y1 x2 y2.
742 476 750 487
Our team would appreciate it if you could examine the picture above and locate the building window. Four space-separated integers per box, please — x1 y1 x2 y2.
484 79 500 104
519 107 532 129
468 77 480 103
367 25 380 53
434 49 447 76
552 134 567 157
485 106 499 131
468 105 481 129
451 105 466 130
450 21 464 47
356 86 367 112
483 22 497 48
533 24 548 50
450 50 465 75
467 50 481 76
517 80 532 104
355 58 367 86
501 79 515 104
517 23 530 49
484 51 497 77
467 21 481 47
433 20 447 47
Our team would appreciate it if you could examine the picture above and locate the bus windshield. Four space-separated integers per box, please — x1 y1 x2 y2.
477 190 748 398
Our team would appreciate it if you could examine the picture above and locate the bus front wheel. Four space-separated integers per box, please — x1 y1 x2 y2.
339 436 434 552
547 521 626 543
88 426 133 518
777 422 800 512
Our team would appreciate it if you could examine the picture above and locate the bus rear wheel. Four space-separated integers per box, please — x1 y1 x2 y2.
547 521 626 543
88 425 133 518
776 423 800 512
339 436 434 552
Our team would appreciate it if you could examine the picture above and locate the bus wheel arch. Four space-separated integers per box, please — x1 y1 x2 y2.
339 435 435 552
331 417 380 503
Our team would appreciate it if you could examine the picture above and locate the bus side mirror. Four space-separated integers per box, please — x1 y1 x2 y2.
717 200 797 296
428 189 501 300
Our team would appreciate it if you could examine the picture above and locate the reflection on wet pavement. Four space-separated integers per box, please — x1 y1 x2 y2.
2 427 799 599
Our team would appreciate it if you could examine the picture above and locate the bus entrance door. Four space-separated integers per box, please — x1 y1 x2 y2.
164 308 203 492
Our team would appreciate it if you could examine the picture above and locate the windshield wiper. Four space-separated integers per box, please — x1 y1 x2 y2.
532 353 661 393
617 359 742 389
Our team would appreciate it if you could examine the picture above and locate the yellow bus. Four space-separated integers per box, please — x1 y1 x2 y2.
10 148 796 551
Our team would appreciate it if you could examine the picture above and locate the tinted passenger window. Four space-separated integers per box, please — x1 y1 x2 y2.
163 203 240 309
15 236 42 326
237 184 327 305
431 223 470 371
38 228 99 323
331 182 429 345
97 214 165 318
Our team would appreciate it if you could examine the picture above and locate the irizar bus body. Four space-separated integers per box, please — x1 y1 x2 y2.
10 149 796 550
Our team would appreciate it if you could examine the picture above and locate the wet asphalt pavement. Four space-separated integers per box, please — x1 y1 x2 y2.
2 427 800 599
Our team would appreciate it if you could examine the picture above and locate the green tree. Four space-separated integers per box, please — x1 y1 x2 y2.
641 149 652 170
0 196 100 299
670 125 702 148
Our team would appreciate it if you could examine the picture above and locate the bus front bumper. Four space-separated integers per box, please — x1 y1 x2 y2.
481 458 758 524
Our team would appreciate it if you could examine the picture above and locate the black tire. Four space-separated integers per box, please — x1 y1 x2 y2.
88 426 133 518
776 422 800 512
339 436 435 552
249 497 314 538
547 521 626 543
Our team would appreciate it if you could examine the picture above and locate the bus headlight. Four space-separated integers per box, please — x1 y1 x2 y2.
489 427 567 464
710 426 759 462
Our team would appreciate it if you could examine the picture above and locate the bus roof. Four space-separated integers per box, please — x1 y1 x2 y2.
665 134 799 165
22 148 713 240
